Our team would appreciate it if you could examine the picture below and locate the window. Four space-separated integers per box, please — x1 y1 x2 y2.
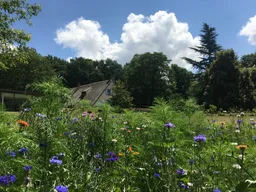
106 89 112 95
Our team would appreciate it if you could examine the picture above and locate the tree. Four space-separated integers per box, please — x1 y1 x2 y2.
240 53 256 68
0 0 41 69
0 47 55 91
204 49 240 110
124 52 172 106
169 64 192 98
183 23 222 73
109 80 133 108
238 68 256 110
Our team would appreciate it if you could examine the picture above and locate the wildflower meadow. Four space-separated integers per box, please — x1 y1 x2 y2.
1 79 256 192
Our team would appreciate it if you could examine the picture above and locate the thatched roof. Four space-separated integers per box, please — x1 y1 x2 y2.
71 80 113 105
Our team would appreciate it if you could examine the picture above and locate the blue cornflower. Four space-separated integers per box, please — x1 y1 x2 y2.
0 174 16 186
24 165 32 171
105 152 119 162
96 167 101 173
35 113 47 118
177 169 186 175
18 148 28 155
154 173 160 178
214 189 221 192
89 142 94 147
56 185 68 192
194 134 206 142
189 159 194 165
178 182 188 189
56 117 62 121
6 151 16 158
39 143 48 148
50 156 62 165
95 154 102 159
237 120 242 124
71 118 78 123
63 131 70 136
164 122 175 128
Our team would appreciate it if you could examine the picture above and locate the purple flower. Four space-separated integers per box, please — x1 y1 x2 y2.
237 120 242 124
82 112 87 117
56 185 68 192
189 159 194 165
178 182 189 189
95 154 102 159
96 167 101 173
35 113 47 118
39 143 48 147
105 152 119 162
0 174 16 186
194 134 206 142
177 169 186 175
50 156 62 165
24 165 32 171
214 189 221 192
6 151 16 158
19 148 28 155
154 173 160 177
164 122 175 128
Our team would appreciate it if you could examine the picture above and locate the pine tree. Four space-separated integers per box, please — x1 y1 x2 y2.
183 23 222 73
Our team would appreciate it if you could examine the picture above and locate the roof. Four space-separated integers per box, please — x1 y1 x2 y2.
0 89 40 96
71 80 112 105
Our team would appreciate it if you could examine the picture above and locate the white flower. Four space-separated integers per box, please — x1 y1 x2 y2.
142 124 147 128
123 122 127 125
223 110 227 113
187 182 193 187
237 114 241 117
238 154 245 160
235 129 240 133
241 112 245 115
232 164 241 169
136 127 141 130
231 142 238 146
250 118 254 121
111 139 117 142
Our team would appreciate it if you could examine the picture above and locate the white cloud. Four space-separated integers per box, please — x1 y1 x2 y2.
55 11 201 69
239 15 256 45
66 57 72 62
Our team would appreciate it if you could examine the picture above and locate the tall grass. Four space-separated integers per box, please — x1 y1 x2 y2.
0 78 256 191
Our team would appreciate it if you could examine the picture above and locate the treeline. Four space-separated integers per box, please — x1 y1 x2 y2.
1 24 256 111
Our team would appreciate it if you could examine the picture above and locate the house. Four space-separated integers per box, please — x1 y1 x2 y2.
0 89 39 111
71 80 114 105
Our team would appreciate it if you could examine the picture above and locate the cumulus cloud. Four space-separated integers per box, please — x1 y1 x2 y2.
55 11 201 69
66 57 72 62
239 15 256 45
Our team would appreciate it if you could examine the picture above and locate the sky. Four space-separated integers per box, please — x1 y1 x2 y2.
15 0 256 69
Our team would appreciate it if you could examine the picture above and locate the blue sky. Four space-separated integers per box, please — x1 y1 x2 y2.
16 0 256 68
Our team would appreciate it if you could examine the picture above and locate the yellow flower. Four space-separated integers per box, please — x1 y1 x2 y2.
118 153 124 157
132 152 140 155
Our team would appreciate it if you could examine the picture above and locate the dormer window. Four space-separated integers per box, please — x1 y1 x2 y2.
106 89 112 95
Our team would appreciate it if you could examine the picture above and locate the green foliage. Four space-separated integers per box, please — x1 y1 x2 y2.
205 49 240 110
1 79 256 191
0 0 41 69
124 52 172 106
109 80 133 109
0 47 56 90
